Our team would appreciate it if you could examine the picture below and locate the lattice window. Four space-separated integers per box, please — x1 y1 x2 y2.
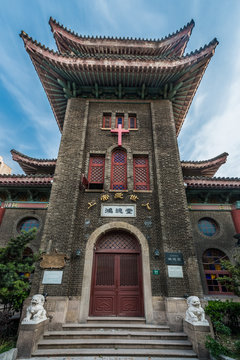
102 113 111 128
88 155 105 189
18 218 40 233
111 149 127 190
129 114 137 129
133 156 150 190
97 231 139 251
202 249 233 295
198 218 218 237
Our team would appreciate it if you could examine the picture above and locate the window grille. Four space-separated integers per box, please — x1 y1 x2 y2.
97 231 139 251
198 218 218 236
18 218 40 233
111 149 127 190
133 156 150 190
88 155 105 189
202 248 233 294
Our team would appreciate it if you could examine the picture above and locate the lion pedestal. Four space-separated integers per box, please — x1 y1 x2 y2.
184 296 211 360
17 295 49 358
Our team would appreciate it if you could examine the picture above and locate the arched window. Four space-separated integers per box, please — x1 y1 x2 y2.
111 149 127 190
202 249 233 294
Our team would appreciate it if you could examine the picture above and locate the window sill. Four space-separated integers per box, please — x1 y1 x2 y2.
133 190 152 193
85 189 105 193
109 190 129 192
100 128 139 131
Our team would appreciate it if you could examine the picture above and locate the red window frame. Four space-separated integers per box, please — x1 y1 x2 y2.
102 114 111 128
133 156 150 190
202 249 233 295
115 114 124 128
88 155 105 189
129 115 137 129
111 149 127 190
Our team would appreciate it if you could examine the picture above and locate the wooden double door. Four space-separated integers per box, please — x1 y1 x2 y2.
90 231 144 317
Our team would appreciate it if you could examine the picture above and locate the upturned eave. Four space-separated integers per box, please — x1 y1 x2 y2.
184 176 240 189
20 30 218 134
182 152 228 177
11 149 56 175
49 17 195 57
0 174 53 187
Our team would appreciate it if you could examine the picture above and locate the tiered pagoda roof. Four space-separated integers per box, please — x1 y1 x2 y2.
181 152 228 177
184 177 240 189
49 17 195 57
20 19 218 135
11 149 55 175
0 174 52 187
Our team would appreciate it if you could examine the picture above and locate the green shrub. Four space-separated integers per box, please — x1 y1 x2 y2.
234 340 240 355
205 300 240 359
214 321 231 336
205 300 240 332
0 338 16 354
205 335 230 359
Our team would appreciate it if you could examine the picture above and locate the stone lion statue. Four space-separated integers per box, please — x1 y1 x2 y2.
185 296 209 325
22 294 47 323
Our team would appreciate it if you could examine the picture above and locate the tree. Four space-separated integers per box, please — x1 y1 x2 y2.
0 229 38 313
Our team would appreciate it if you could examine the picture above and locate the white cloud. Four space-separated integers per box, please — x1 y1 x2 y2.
179 34 240 177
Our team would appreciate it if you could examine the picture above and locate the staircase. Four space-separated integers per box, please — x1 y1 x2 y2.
32 317 198 359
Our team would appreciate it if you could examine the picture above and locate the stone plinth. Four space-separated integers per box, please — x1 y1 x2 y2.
183 319 211 360
16 319 49 358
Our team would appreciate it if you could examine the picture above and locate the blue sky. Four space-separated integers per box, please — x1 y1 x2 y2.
0 0 240 176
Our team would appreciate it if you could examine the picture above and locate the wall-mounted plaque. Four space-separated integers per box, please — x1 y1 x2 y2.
167 265 183 278
42 270 63 284
40 250 69 269
165 252 184 265
101 204 136 217
153 269 160 275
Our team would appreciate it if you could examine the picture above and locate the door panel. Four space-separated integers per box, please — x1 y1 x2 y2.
91 254 116 316
90 252 143 316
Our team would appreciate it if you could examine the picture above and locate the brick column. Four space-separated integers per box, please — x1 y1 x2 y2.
0 205 5 225
151 100 203 297
231 202 240 233
31 98 89 296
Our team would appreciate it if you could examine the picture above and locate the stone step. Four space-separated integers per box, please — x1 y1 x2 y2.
43 330 187 340
38 338 192 350
29 358 199 360
62 323 170 332
33 348 197 358
87 316 146 324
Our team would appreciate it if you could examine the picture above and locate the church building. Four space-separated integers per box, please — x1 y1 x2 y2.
0 19 240 358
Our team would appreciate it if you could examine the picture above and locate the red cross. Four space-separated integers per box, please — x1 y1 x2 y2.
111 124 129 146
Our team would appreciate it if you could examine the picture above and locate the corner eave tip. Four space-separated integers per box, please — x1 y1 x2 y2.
190 19 195 27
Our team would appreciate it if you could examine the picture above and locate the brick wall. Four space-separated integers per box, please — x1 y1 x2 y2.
0 208 46 251
189 210 236 295
33 98 203 298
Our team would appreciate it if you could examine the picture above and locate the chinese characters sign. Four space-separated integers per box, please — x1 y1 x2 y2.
165 252 184 265
101 204 136 217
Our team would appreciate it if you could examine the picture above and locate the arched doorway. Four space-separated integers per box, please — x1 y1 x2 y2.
90 230 144 317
